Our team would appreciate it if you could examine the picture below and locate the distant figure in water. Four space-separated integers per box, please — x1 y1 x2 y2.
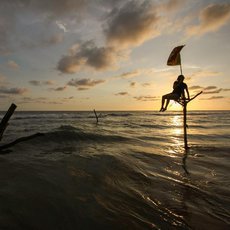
159 75 190 112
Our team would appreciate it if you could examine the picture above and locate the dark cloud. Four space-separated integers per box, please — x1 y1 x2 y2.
130 82 136 87
67 78 105 89
190 85 228 95
115 92 129 96
51 86 67 91
204 86 217 90
142 83 151 87
187 3 230 36
134 95 158 101
104 0 160 47
57 41 120 73
29 80 41 86
189 85 203 90
0 87 28 95
18 96 63 104
222 88 230 92
29 80 55 86
77 87 89 91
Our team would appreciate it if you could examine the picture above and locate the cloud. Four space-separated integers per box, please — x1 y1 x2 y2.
67 78 105 90
43 80 55 85
51 86 67 91
160 0 185 12
222 88 230 92
142 83 151 87
201 96 225 100
45 34 64 45
29 80 55 86
189 85 223 94
57 41 122 73
189 70 221 79
19 96 63 105
189 85 230 98
204 86 217 90
0 86 28 95
115 70 140 79
29 80 42 86
104 0 160 48
189 85 203 90
33 0 86 19
186 3 230 36
203 88 222 94
134 95 158 101
0 0 85 53
7 60 19 69
115 92 129 96
130 82 136 87
56 21 67 32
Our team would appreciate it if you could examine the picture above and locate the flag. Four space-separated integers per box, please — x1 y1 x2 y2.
167 45 185 66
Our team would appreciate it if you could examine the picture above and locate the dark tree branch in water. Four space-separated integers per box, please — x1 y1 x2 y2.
0 103 17 141
0 133 44 153
94 109 99 123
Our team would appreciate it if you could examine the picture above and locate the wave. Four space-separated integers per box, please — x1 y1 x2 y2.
20 125 131 146
107 113 133 117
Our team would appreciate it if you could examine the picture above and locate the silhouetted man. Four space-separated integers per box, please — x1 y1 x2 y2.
160 75 190 112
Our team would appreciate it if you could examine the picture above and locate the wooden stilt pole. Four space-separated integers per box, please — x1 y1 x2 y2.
183 100 188 149
180 91 202 149
0 103 17 141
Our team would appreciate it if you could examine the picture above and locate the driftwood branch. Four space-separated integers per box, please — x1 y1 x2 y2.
0 103 17 141
0 133 44 152
93 109 99 123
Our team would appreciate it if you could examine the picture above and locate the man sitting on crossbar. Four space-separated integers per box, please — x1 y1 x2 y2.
159 75 190 112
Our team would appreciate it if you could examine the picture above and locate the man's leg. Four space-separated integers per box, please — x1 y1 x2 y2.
161 93 179 112
160 95 166 111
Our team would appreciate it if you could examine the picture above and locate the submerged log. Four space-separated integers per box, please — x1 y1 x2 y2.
0 103 17 141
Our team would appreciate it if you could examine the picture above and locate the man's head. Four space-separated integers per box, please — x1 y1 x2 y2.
177 75 185 82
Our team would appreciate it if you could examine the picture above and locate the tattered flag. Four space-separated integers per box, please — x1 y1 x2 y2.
167 45 185 66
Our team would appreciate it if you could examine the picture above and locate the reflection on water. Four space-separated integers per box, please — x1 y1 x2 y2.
166 115 190 175
170 115 183 136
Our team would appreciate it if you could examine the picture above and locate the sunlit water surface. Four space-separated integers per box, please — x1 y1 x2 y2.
0 111 229 229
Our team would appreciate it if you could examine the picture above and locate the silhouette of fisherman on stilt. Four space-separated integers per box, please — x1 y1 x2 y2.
159 74 190 112
160 45 202 149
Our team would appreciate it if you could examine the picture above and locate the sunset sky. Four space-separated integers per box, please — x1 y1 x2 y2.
0 0 230 111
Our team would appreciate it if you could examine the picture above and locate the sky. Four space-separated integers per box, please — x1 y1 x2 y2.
0 0 230 111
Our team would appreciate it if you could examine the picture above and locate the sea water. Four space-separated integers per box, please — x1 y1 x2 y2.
0 111 229 229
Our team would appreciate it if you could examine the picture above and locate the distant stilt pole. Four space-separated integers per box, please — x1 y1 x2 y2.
0 103 17 141
93 109 99 123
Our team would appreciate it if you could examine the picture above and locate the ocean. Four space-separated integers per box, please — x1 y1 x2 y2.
0 110 229 229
